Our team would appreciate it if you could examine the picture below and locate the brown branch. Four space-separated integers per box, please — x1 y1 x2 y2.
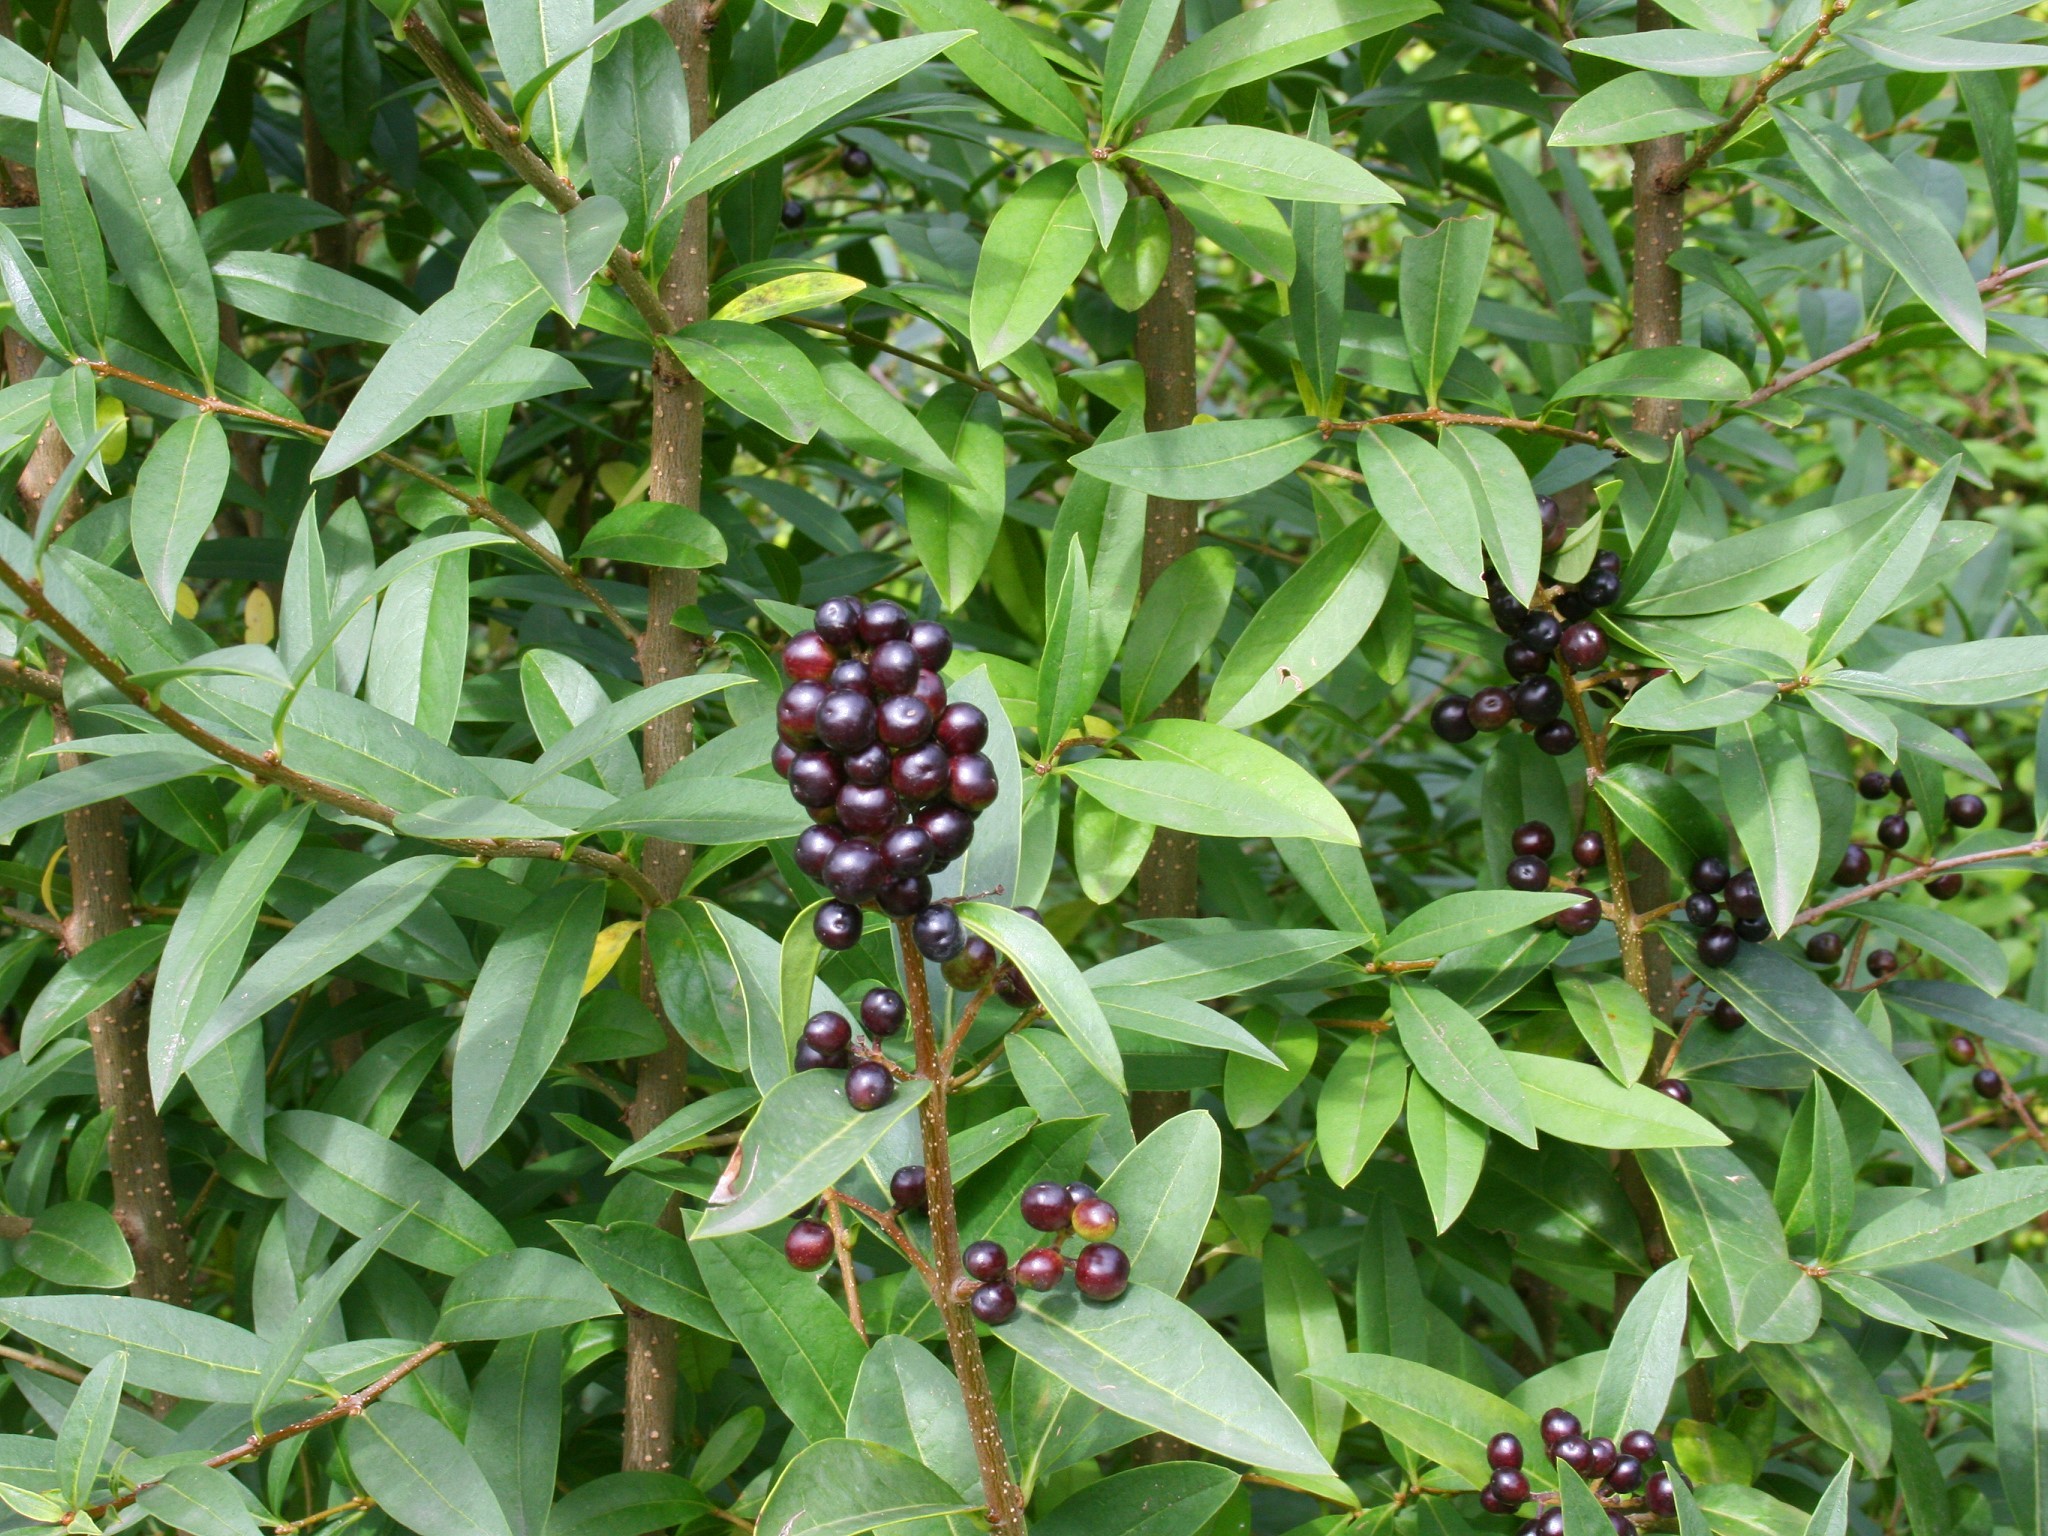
0 654 59 701
1327 408 1615 450
833 1190 938 1291
274 1496 375 1534
823 1190 867 1344
83 1343 450 1520
82 362 637 643
0 1341 81 1383
1656 0 1853 195
0 555 665 907
1789 838 2048 928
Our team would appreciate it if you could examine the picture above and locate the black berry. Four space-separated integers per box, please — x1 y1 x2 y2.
1948 793 1987 828
785 1219 833 1270
890 1165 927 1211
861 987 906 1037
1698 926 1738 967
971 1281 1017 1324
962 1240 1007 1281
1512 822 1556 859
845 1061 894 1110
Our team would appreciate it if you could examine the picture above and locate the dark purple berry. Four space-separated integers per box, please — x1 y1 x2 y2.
1559 622 1607 671
1697 925 1738 968
824 839 887 903
1489 1469 1530 1508
1619 1429 1657 1461
892 743 950 803
1868 948 1898 979
1579 568 1620 608
1020 1181 1073 1232
1858 770 1891 800
1514 676 1564 725
1723 870 1762 920
890 1165 927 1211
782 631 837 682
1470 686 1514 732
1656 1079 1692 1106
1805 931 1843 964
816 691 877 753
793 1041 833 1072
935 702 989 755
1573 830 1605 868
877 875 931 917
1540 1409 1581 1449
841 144 873 176
1553 1435 1593 1473
1710 999 1743 1032
841 742 892 787
912 904 966 962
781 198 807 229
1507 856 1551 893
1608 1456 1643 1492
877 694 933 749
1556 889 1601 936
1689 855 1729 894
861 987 906 1038
1929 872 1962 900
837 782 900 837
1878 813 1911 849
795 824 843 879
913 669 947 716
1891 769 1910 799
1685 893 1719 927
803 1010 852 1055
1834 843 1871 885
870 640 920 696
963 1241 1008 1281
942 934 999 990
1585 1437 1618 1478
1520 614 1561 653
1504 641 1548 678
789 751 842 809
948 753 999 811
971 1280 1017 1324
1512 822 1555 859
1975 1066 2005 1100
1431 696 1476 743
907 620 952 671
993 964 1035 1007
1488 1433 1523 1470
1534 719 1577 755
845 1061 894 1111
858 600 910 646
1646 1474 1676 1517
814 596 862 646
828 659 873 697
1948 793 1987 828
778 681 827 743
918 805 975 861
815 901 862 950
881 824 935 879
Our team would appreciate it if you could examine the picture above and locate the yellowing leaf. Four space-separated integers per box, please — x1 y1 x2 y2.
243 587 275 645
582 919 642 995
174 582 198 620
713 271 866 324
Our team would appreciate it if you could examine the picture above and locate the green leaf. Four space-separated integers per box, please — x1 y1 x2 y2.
694 1069 931 1238
211 251 417 344
499 197 627 325
55 1352 124 1509
14 1202 135 1291
1208 514 1399 729
172 856 463 1087
1392 982 1532 1145
1030 1463 1239 1536
0 749 215 844
1120 125 1398 205
1380 890 1578 962
1716 712 1818 936
846 1338 978 1500
1264 1233 1347 1458
1558 973 1657 1086
1440 425 1543 606
1595 763 1726 877
1223 1015 1316 1128
0 1293 265 1401
451 881 605 1167
900 0 1084 138
1835 1167 2048 1272
466 1330 560 1536
1679 942 1944 1176
1099 0 1179 137
1131 0 1436 122
1073 417 1322 501
271 1109 513 1274
1352 425 1486 596
434 1247 619 1340
1805 458 1954 664
691 1232 863 1442
1877 902 2009 994
347 1402 513 1536
552 1220 729 1338
76 51 217 386
1639 1146 1820 1348
904 385 1006 612
147 804 309 1103
1996 1260 2048 1533
0 221 69 360
1399 214 1493 411
971 162 1094 368
1749 1325 1892 1472
131 412 231 619
1307 1353 1540 1486
1553 346 1749 402
1549 72 1717 148
1773 103 1985 352
1590 1257 1690 1438
1626 491 1900 616
1122 717 1355 844
756 1439 977 1536
1317 1033 1406 1186
960 900 1122 1090
1566 28 1773 73
1120 545 1235 723
19 924 167 1060
586 18 689 253
537 1474 712 1536
1037 538 1099 752
668 33 967 208
253 1215 399 1418
136 1465 263 1536
1278 838 1385 941
1860 635 2048 706
666 320 826 442
1065 758 1350 844
1002 1284 1333 1476
1097 1109 1220 1295
36 76 107 354
1083 927 1357 996
1507 1053 1727 1149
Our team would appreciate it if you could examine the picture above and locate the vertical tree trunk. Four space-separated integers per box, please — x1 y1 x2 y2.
1127 16 1200 1468
2 321 190 1306
620 0 714 1477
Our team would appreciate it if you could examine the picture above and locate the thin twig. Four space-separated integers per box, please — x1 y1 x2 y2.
791 318 1088 442
273 1496 375 1534
1328 407 1615 450
1790 838 2048 928
823 1190 867 1344
0 1342 84 1384
1657 0 1854 194
0 655 60 701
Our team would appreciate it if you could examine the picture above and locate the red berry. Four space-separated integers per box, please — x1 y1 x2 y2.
1947 1035 1977 1065
1073 1242 1129 1300
890 1165 927 1211
970 1280 1017 1324
1071 1197 1119 1241
912 669 948 716
962 1240 1007 1281
1539 1409 1580 1448
782 631 837 682
785 1218 833 1270
1020 1181 1073 1232
935 702 988 754
845 1061 894 1110
1014 1247 1064 1291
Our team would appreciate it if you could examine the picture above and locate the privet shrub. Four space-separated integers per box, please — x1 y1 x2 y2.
0 0 2039 1531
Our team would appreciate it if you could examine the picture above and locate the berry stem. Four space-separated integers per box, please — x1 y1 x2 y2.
1558 655 1650 999
822 1191 867 1344
896 918 1028 1535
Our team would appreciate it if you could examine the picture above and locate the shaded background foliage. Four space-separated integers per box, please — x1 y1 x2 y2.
0 0 2036 1529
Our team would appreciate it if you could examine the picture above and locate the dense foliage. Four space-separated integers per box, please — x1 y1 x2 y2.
0 0 2040 1530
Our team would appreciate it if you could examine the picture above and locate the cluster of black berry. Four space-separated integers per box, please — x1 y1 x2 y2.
783 1163 931 1272
959 1181 1130 1325
775 595 996 963
794 987 906 1111
1504 819 1604 937
1482 1415 1681 1533
1431 511 1620 756
1683 856 1774 968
